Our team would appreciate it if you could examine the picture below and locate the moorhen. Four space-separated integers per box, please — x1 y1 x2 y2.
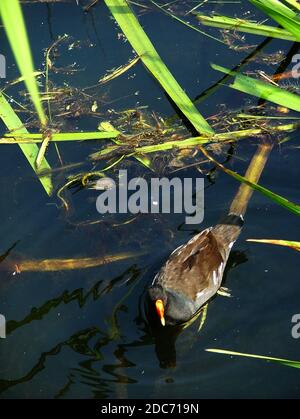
148 143 272 326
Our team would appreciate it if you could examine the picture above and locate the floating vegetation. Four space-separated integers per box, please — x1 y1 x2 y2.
220 29 258 52
98 55 140 85
1 0 299 213
57 171 106 211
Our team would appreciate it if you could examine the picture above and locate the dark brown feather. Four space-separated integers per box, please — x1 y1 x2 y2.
155 228 225 302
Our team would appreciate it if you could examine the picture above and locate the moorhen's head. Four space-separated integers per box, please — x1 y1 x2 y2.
147 284 168 326
147 284 195 327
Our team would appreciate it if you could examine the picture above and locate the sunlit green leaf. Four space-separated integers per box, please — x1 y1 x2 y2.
2 131 120 143
0 92 52 195
197 14 295 40
197 143 300 216
211 63 300 112
104 0 213 135
0 0 47 125
250 0 300 41
247 238 300 251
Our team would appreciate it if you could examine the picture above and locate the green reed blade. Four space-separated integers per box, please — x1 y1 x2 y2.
211 63 300 112
0 0 47 125
283 0 300 12
197 143 300 216
250 0 300 41
247 238 300 251
206 348 300 369
197 14 296 40
2 131 120 143
0 92 52 195
104 0 213 135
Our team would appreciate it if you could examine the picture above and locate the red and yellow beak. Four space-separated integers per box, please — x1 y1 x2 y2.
155 299 166 326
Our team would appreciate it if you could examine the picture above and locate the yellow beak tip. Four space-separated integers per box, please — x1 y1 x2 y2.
155 299 166 326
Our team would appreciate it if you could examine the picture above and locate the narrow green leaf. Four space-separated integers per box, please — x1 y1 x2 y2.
3 131 120 142
197 143 300 216
0 93 52 195
215 160 300 215
284 0 300 12
211 63 300 112
247 238 300 251
251 0 300 19
206 348 300 369
0 0 47 125
237 113 300 120
104 0 213 135
250 0 300 41
197 14 296 40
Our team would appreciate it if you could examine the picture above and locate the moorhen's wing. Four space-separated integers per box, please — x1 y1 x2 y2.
155 228 228 307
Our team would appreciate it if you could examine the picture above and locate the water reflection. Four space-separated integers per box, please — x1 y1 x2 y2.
0 265 141 397
0 244 249 398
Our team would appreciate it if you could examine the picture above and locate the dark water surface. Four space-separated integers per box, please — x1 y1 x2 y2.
0 0 300 398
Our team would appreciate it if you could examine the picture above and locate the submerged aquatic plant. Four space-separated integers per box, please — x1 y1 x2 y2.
10 252 141 272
